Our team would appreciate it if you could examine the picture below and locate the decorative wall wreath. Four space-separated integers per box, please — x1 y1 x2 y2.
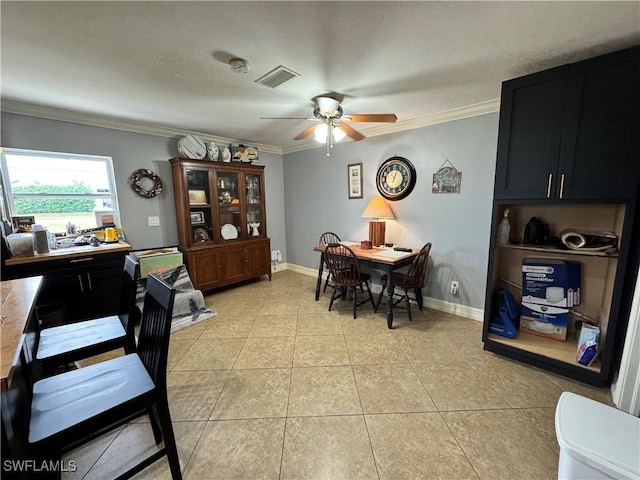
129 169 163 198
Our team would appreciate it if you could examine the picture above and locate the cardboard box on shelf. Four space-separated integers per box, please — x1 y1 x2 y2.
521 259 581 308
520 302 569 341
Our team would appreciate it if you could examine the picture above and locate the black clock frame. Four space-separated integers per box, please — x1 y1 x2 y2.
376 156 417 200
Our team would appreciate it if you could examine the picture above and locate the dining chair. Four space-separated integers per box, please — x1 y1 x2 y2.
318 231 342 294
375 243 432 321
6 273 181 479
324 243 375 319
35 256 140 374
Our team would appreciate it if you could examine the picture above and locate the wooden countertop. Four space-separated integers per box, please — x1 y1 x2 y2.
4 241 132 266
1 276 42 388
313 244 417 265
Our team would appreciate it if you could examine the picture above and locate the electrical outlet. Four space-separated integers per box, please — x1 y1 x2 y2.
451 281 459 296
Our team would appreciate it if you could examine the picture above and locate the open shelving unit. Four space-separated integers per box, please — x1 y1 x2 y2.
482 202 636 386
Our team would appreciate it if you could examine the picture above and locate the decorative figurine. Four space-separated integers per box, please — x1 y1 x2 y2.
207 141 219 161
249 222 260 236
221 145 231 163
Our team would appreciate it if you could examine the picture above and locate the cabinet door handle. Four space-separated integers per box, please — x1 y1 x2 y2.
560 173 565 199
78 275 84 293
70 257 94 263
86 273 93 290
546 173 553 198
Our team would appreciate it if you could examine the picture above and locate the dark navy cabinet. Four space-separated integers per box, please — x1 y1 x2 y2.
494 46 639 201
485 46 640 387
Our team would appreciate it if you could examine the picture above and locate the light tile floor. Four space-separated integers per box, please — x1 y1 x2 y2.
66 271 613 480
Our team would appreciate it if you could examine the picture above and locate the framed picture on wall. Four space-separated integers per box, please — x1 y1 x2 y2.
348 163 363 199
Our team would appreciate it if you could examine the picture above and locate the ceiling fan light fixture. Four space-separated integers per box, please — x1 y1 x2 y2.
332 125 346 142
314 123 329 143
315 96 341 116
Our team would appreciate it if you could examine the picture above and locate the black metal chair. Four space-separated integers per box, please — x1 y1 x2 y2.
375 243 432 321
318 232 342 294
324 244 375 319
35 256 140 372
4 273 181 479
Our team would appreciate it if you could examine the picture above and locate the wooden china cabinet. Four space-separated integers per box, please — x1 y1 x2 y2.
170 158 271 291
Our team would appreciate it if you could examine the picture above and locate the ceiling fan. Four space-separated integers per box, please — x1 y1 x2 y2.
261 94 397 156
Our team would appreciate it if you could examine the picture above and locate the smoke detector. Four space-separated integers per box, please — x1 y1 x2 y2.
229 58 250 74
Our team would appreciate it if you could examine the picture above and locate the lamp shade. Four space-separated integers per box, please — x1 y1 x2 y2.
361 196 395 220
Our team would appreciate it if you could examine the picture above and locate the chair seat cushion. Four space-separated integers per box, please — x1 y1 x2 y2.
36 316 126 361
29 354 154 443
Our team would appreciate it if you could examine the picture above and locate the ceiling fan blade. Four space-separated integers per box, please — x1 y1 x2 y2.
339 123 365 141
294 125 318 140
344 114 398 123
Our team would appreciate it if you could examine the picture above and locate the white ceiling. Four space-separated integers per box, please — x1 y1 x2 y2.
1 1 639 153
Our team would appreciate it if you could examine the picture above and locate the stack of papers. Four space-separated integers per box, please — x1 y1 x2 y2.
338 241 360 246
373 249 413 259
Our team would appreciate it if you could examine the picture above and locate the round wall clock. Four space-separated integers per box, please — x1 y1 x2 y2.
376 156 417 200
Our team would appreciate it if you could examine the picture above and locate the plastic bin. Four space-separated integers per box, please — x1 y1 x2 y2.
555 392 640 479
36 303 66 328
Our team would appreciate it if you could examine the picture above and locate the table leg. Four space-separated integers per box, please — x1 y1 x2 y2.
315 255 324 301
385 269 394 329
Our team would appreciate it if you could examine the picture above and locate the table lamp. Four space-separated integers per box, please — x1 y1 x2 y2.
361 196 395 247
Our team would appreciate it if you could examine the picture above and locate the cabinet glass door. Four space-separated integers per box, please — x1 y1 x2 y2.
217 172 241 241
187 169 213 244
246 174 261 204
247 206 263 237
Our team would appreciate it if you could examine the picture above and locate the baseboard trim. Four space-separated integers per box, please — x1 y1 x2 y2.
285 263 484 322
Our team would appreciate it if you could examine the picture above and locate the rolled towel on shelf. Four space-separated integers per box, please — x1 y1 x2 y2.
559 230 617 252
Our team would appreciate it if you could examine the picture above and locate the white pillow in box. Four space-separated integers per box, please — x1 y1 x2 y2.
177 135 206 159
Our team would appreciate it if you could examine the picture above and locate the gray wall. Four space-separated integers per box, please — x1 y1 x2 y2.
1 110 496 309
283 113 499 309
0 112 287 257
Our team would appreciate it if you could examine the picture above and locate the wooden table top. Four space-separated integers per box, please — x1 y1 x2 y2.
4 241 131 266
314 244 417 265
0 276 42 387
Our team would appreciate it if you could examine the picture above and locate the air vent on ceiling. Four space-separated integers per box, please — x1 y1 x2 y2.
255 65 300 89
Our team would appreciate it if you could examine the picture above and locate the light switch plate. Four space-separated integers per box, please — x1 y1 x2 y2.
148 216 160 227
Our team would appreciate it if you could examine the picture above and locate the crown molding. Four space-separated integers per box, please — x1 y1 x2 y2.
2 97 499 157
281 98 500 154
0 99 284 155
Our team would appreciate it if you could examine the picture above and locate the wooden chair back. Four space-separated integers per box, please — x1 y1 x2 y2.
324 244 362 287
136 273 176 393
401 243 432 288
120 256 141 351
319 232 341 246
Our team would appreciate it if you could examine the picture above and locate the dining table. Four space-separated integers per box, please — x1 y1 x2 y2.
314 242 418 329
0 276 42 391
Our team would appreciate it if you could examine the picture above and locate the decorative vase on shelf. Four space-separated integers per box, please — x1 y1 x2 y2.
207 141 219 161
222 146 231 163
249 222 260 236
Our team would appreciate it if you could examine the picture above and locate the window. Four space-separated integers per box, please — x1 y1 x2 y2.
0 147 121 234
